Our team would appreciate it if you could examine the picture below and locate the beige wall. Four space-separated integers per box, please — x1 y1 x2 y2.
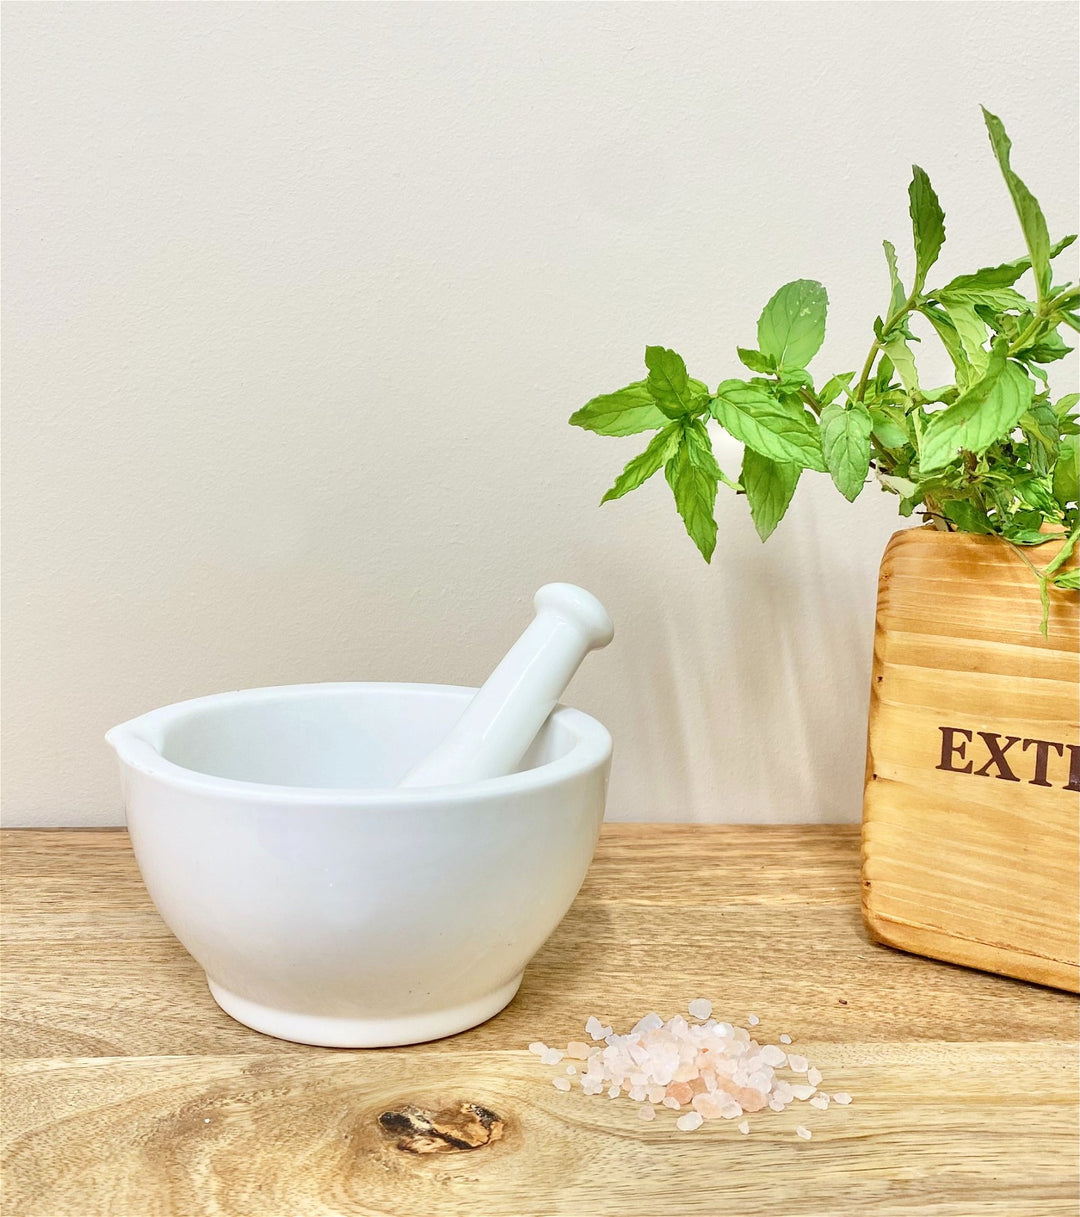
3 2 1077 826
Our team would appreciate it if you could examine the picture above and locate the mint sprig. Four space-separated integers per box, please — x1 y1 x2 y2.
569 107 1078 630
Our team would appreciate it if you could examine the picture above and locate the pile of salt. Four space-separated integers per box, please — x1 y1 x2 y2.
528 1000 853 1139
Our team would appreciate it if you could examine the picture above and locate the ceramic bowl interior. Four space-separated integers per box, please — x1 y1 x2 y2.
155 684 581 790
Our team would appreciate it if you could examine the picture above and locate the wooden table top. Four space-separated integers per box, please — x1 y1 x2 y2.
2 824 1077 1216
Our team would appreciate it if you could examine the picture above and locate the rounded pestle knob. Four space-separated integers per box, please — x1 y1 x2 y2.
398 583 613 788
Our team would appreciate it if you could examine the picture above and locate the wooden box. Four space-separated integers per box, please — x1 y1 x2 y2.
862 528 1079 992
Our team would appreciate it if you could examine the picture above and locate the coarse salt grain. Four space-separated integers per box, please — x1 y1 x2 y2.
688 998 713 1020
676 1112 704 1132
832 1092 853 1105
810 1095 829 1110
791 1083 817 1101
639 1105 656 1121
779 1034 792 1044
807 1066 822 1086
553 1077 571 1091
747 1014 760 1025
540 1048 564 1066
795 1125 812 1140
662 1096 682 1110
787 1054 809 1074
738 1120 750 1135
529 1042 547 1055
566 1065 577 1075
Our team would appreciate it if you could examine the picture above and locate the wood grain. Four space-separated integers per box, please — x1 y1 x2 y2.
2 825 1078 1217
863 528 1080 991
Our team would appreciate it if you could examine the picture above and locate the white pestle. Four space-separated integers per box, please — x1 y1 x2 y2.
399 583 613 788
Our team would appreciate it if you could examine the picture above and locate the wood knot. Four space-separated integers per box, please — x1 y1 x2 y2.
377 1102 505 1154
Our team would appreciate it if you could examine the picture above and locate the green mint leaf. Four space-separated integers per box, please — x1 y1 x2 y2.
1053 436 1079 507
1055 392 1080 420
883 333 921 394
931 235 1077 297
756 280 828 370
711 380 826 471
1005 526 1058 546
1044 527 1079 576
883 239 907 316
644 346 695 417
570 381 670 436
737 348 776 374
664 420 719 561
869 406 910 449
908 165 946 291
740 448 801 541
600 423 683 503
1021 400 1060 476
874 353 896 395
938 259 1031 292
919 303 973 386
982 107 1052 299
939 299 990 375
1015 328 1073 365
878 472 919 499
942 499 994 534
819 372 854 405
820 402 872 501
1053 567 1080 591
920 343 1034 472
936 282 1028 311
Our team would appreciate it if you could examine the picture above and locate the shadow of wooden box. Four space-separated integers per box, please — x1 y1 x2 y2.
862 528 1079 993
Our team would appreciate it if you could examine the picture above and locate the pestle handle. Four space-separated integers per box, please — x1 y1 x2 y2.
399 583 613 788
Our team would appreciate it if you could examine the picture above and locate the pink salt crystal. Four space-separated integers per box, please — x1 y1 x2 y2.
747 1014 760 1025
787 1054 809 1074
780 1034 792 1044
529 1042 548 1055
629 1085 647 1102
647 1085 667 1104
691 1092 729 1120
738 1120 750 1135
810 1095 829 1110
761 1045 787 1067
688 998 713 1020
608 1086 621 1099
832 1092 853 1105
541 1048 564 1066
566 1065 577 1075
638 1105 656 1121
795 1125 812 1140
566 1041 590 1060
676 1112 704 1132
552 1077 571 1092
737 1088 769 1113
791 1083 817 1101
768 1099 785 1113
667 1082 695 1106
662 1097 682 1110
807 1066 822 1086
689 1077 708 1096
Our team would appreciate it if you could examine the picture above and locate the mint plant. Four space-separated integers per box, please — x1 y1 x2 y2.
570 108 1079 626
